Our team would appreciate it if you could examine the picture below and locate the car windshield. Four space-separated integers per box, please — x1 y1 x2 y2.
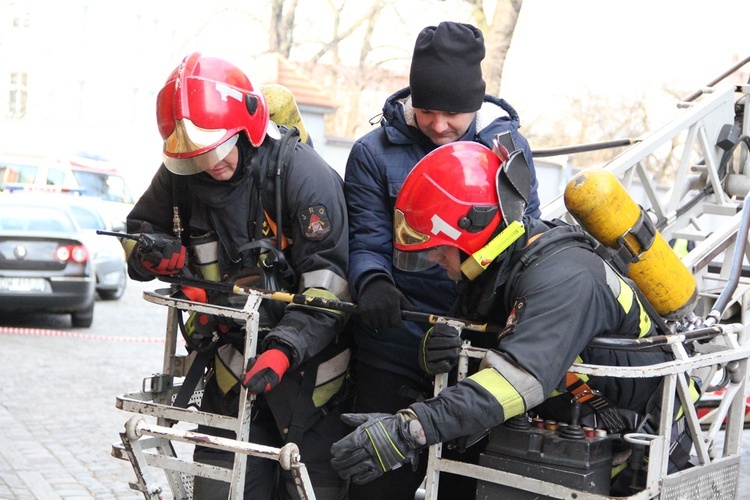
67 204 106 231
0 205 77 233
71 169 134 204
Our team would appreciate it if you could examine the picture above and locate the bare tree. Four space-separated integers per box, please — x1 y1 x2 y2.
526 93 644 164
150 2 717 191
526 91 688 184
295 0 410 138
263 0 524 138
269 0 299 57
316 0 526 137
463 0 524 96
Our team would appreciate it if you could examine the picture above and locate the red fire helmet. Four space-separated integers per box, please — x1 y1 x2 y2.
156 52 274 175
393 141 503 271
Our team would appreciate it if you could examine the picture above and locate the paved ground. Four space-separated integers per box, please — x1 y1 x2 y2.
3 280 750 499
0 280 170 499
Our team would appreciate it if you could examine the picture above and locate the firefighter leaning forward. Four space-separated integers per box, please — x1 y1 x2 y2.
330 140 697 496
123 52 352 500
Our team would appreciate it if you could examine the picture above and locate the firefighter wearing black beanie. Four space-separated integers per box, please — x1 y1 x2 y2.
409 21 486 113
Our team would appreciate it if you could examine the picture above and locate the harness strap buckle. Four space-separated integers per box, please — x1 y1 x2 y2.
571 388 599 404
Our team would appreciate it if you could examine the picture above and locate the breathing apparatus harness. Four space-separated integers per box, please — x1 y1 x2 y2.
172 127 302 344
497 221 697 473
168 127 302 413
469 132 680 438
167 127 353 444
231 125 301 322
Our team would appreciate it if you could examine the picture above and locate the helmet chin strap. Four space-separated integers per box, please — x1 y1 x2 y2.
460 220 525 280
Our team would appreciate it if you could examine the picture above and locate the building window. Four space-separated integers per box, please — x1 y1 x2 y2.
12 10 31 28
9 72 28 118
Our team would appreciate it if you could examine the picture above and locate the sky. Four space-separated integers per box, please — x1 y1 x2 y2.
8 0 750 195
152 0 750 145
502 0 750 128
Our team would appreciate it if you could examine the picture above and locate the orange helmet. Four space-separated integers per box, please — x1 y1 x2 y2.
156 52 275 175
393 142 503 272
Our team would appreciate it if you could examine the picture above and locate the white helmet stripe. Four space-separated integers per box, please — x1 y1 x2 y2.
430 214 461 241
214 82 244 103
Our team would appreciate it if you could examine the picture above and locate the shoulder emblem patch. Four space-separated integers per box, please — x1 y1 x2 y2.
497 297 525 343
299 205 331 240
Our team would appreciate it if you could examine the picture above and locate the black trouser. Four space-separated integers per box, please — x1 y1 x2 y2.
348 362 480 500
192 370 348 500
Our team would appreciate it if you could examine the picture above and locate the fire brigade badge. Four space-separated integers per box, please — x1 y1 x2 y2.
299 205 331 240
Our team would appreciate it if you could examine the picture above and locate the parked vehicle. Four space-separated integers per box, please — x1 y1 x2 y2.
64 198 127 300
0 152 135 228
0 195 96 327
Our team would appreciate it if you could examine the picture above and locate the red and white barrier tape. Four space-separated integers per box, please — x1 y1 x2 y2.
0 326 168 343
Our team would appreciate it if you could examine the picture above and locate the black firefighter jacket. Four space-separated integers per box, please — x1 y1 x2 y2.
410 217 672 446
126 135 349 371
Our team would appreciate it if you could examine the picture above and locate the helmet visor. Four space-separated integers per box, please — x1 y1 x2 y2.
163 134 238 175
393 248 437 272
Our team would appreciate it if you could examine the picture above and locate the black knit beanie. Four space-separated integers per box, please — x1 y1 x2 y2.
409 22 486 113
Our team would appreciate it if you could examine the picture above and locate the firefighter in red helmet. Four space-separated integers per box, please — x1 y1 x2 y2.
331 140 691 496
156 52 274 175
125 53 352 499
392 141 506 278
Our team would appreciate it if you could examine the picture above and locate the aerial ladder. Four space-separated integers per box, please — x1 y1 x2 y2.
420 57 750 499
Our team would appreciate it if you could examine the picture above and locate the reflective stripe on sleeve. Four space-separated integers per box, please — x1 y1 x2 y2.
123 238 137 259
635 293 653 337
473 350 546 419
604 263 652 337
469 368 525 418
616 275 634 313
299 269 350 300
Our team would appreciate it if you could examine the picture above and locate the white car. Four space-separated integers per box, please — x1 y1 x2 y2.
65 199 128 300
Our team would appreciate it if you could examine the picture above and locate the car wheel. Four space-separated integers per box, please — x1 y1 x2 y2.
99 267 127 300
71 303 94 328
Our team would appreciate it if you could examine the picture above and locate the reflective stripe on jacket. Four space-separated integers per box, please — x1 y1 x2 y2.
411 218 670 445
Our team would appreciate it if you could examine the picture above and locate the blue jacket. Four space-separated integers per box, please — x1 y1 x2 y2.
345 87 541 382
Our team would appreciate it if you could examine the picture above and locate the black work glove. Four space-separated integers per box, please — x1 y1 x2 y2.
356 277 416 330
330 410 424 485
136 222 186 275
419 323 462 375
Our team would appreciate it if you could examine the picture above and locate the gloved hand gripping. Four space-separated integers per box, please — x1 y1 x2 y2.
242 348 291 394
419 323 462 375
356 277 417 330
136 221 186 275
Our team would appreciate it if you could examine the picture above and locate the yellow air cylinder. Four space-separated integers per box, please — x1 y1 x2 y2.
261 83 310 145
564 168 697 319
